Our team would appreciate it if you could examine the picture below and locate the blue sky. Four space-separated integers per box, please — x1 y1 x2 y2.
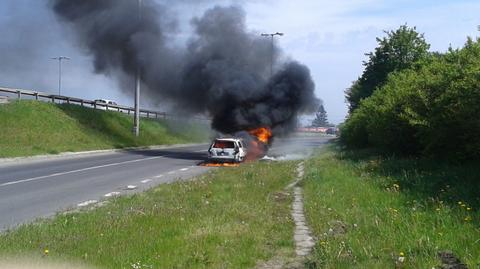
0 0 479 124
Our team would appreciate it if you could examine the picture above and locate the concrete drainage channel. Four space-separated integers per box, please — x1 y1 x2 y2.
257 161 316 269
290 162 315 258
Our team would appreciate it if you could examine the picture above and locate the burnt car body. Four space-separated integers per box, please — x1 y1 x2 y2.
208 138 247 163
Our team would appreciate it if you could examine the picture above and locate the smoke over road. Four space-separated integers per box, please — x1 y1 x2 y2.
51 0 319 135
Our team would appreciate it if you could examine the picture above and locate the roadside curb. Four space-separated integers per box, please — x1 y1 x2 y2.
0 143 208 165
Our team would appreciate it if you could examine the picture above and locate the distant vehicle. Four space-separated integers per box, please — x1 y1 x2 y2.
326 127 336 135
208 138 247 163
94 99 118 110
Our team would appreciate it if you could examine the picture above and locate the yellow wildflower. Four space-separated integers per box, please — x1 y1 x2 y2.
467 207 472 211
44 249 49 255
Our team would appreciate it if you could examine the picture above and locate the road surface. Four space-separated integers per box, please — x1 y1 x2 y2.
0 135 332 230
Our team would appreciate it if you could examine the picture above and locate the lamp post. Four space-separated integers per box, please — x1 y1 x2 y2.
133 0 142 137
51 56 70 96
260 32 284 78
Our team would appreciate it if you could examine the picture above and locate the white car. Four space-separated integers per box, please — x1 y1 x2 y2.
208 138 247 163
94 99 118 110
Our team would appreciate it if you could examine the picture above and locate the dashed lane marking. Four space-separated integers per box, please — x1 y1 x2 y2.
77 200 98 207
179 168 189 171
104 192 121 197
167 171 176 175
141 179 152 183
154 175 164 179
125 185 137 190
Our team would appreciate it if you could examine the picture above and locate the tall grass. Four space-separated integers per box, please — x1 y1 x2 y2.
303 146 480 268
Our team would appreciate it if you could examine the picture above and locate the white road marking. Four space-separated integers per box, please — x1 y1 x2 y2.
194 150 207 152
104 191 121 197
179 168 189 171
141 179 152 183
78 200 97 207
154 175 164 179
167 171 176 175
126 185 137 190
0 156 162 188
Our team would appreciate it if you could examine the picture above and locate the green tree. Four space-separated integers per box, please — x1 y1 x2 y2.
346 25 430 112
311 104 330 127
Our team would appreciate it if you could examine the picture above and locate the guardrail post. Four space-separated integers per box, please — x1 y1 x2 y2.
80 100 84 106
34 93 38 100
17 91 21 99
147 111 150 118
155 112 158 119
51 96 55 103
106 104 108 111
67 98 70 104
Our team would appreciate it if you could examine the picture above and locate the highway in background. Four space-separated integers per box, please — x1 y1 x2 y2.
0 135 332 231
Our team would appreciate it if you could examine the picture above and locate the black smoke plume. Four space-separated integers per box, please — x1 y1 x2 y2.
51 1 319 135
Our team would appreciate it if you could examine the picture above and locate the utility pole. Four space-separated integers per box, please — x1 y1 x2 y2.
133 0 142 137
260 32 284 78
51 56 70 95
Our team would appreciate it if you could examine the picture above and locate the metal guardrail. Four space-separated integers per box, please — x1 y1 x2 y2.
0 86 208 122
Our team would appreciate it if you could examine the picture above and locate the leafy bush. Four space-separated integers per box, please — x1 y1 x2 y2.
341 37 480 160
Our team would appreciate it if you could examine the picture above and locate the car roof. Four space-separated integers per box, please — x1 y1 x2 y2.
214 138 241 142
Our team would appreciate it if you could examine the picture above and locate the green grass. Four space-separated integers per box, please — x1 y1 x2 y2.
0 100 210 158
0 161 297 268
303 145 480 268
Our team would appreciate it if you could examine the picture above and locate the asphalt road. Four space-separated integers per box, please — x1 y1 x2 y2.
0 135 332 231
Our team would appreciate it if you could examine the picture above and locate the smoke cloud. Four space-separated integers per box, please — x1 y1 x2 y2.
51 0 319 135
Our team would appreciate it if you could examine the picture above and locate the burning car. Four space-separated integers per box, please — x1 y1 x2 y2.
208 138 247 163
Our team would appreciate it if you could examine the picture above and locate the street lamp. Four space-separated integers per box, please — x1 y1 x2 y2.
51 56 70 96
133 0 142 137
260 32 284 78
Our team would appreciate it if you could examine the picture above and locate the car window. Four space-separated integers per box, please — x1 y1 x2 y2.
213 140 235 148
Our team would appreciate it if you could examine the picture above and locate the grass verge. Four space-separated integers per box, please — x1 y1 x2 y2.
303 145 480 268
0 100 210 158
0 161 297 268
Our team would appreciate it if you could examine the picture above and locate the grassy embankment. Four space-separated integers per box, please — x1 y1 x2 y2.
0 100 210 158
0 161 297 268
303 145 480 268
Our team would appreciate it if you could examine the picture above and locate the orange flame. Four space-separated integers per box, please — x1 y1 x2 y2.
248 127 272 144
245 127 272 161
201 162 240 167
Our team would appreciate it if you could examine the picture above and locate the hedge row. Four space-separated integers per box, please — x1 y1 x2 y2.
341 37 480 160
